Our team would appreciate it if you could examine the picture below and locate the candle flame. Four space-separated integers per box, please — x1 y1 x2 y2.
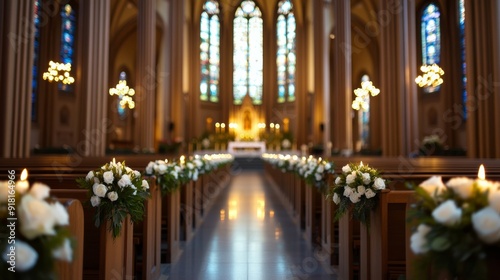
21 168 28 181
360 161 364 166
478 164 485 180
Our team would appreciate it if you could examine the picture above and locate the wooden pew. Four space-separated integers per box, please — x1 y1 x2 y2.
55 198 84 280
162 190 181 263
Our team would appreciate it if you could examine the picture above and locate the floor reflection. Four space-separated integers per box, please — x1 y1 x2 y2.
164 172 336 280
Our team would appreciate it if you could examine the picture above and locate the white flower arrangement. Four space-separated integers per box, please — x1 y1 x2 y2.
327 162 386 226
0 179 74 277
77 159 149 239
408 168 500 279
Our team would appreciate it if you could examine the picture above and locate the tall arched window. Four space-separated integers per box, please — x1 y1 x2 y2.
421 3 441 66
233 0 263 105
276 0 296 103
32 0 42 121
459 0 467 119
117 71 127 119
59 4 76 92
200 0 220 102
358 75 371 149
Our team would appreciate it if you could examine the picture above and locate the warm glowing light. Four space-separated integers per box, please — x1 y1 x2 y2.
109 80 135 109
180 155 185 165
20 169 28 181
352 80 380 111
43 61 75 84
270 210 275 218
360 161 363 166
220 209 226 221
478 164 485 180
415 63 444 91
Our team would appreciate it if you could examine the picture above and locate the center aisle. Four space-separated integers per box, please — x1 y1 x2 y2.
163 171 336 280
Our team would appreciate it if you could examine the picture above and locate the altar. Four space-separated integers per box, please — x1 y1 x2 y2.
227 141 266 158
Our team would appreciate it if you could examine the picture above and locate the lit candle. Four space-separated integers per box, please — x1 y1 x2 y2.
215 122 220 134
112 158 116 165
476 164 490 190
180 155 185 166
221 123 226 133
276 124 280 134
360 161 364 166
16 169 29 194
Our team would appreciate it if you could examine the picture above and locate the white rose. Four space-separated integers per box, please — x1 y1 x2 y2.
325 163 332 170
342 164 351 173
133 170 141 178
446 177 474 199
365 188 376 199
194 159 203 167
158 164 167 175
0 181 8 203
29 182 51 200
333 193 340 204
86 171 94 181
50 201 69 226
118 174 131 188
125 167 132 173
192 170 199 181
315 173 322 181
317 165 324 173
489 190 500 213
432 200 462 226
349 193 360 203
52 238 73 262
142 180 149 190
346 174 356 184
107 191 118 202
90 195 101 207
92 183 107 198
410 224 431 254
335 177 342 185
3 240 38 271
343 186 353 197
357 185 366 195
362 173 371 185
419 176 446 198
373 178 385 190
472 207 500 244
103 171 114 184
146 162 154 174
18 194 56 239
187 162 195 170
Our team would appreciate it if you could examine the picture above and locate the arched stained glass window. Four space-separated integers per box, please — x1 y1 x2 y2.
459 0 467 119
200 0 220 102
358 75 371 149
277 0 296 103
32 0 41 121
233 0 263 105
59 4 76 92
421 3 441 65
117 71 127 119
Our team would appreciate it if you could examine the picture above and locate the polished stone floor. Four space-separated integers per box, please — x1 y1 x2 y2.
163 171 336 280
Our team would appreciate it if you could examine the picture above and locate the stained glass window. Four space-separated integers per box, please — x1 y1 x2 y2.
358 75 370 148
277 0 296 103
459 0 467 119
233 1 263 105
200 0 220 102
421 3 441 66
59 4 76 92
32 0 41 121
117 71 127 119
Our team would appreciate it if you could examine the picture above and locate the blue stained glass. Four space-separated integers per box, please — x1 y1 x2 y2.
59 4 76 92
32 0 41 121
421 4 441 65
277 0 296 102
459 0 467 119
117 72 127 118
200 1 220 102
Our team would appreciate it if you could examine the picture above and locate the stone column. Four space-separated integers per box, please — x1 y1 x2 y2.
135 0 156 152
0 0 34 158
465 0 500 158
330 0 352 155
79 0 110 157
378 0 418 157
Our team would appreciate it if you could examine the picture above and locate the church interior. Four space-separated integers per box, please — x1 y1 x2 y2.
1 0 500 279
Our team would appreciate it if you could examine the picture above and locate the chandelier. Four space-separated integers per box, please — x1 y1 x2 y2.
415 64 444 92
109 80 135 109
352 80 380 111
42 61 75 84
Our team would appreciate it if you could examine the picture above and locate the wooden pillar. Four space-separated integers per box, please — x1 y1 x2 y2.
378 0 418 156
331 0 352 153
136 0 156 151
0 0 34 158
465 0 500 158
80 0 110 157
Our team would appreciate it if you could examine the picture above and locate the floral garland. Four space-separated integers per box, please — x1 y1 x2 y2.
408 173 500 279
0 178 74 278
145 159 182 195
327 162 386 226
77 160 150 239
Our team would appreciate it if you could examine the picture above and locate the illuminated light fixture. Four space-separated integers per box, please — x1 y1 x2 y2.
109 80 135 109
415 63 444 92
352 80 380 111
42 61 75 84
